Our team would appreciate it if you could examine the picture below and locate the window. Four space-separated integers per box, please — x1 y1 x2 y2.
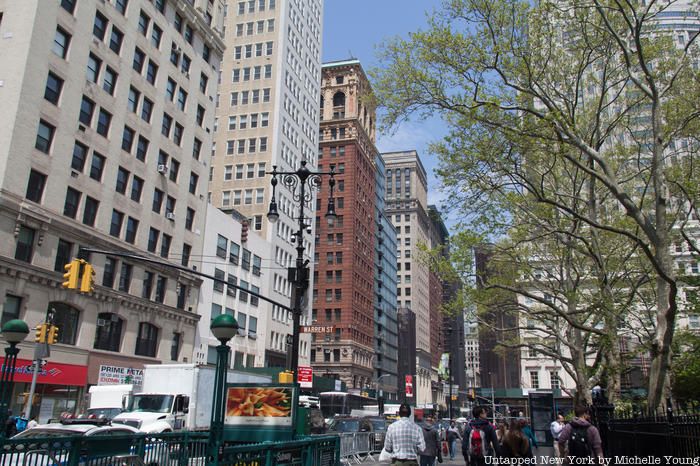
48 302 80 345
96 108 112 136
94 312 123 352
53 27 71 58
109 27 124 54
550 371 561 389
160 234 172 258
83 196 99 226
118 263 133 292
185 208 195 230
200 73 209 94
146 60 158 84
141 271 154 299
63 187 81 219
152 188 164 213
136 135 149 161
250 286 259 307
79 96 95 126
177 89 187 111
133 47 146 73
155 275 167 303
242 249 251 270
138 10 150 34
229 242 240 264
35 120 55 154
53 239 74 272
90 152 106 181
169 159 180 182
166 78 176 101
125 217 138 244
121 127 135 154
184 24 193 44
93 11 108 40
25 170 47 203
196 105 205 126
110 210 124 237
60 0 77 14
135 322 159 357
115 167 129 194
173 123 183 146
213 269 225 292
127 87 140 113
147 228 160 253
530 371 539 389
181 243 191 267
171 332 182 361
141 97 154 122
102 67 117 95
15 226 35 263
44 72 64 104
115 0 129 15
239 280 249 303
161 113 173 137
253 255 261 276
151 24 163 48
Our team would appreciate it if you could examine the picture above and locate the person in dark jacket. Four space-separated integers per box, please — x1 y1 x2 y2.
501 420 534 458
462 407 499 466
419 416 442 466
4 410 17 438
558 405 604 460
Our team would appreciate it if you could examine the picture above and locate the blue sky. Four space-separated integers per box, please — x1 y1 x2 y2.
321 0 450 213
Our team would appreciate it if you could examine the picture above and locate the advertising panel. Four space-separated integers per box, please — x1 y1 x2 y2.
224 385 295 427
97 365 144 389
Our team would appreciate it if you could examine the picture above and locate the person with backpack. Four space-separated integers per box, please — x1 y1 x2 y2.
557 405 604 461
419 416 443 466
447 421 462 460
462 406 500 466
500 419 534 459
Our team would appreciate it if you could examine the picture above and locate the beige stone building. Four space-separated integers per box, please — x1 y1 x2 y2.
0 0 223 421
382 150 435 407
210 0 323 367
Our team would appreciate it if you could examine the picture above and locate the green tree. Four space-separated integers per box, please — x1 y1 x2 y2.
373 0 700 409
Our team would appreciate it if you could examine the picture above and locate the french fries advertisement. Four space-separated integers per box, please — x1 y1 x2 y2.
224 386 294 426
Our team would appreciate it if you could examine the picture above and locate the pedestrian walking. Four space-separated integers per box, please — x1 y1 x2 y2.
557 405 604 461
550 413 565 458
500 419 534 458
419 416 443 466
495 421 507 446
447 421 462 460
520 419 538 450
462 407 500 466
384 403 426 466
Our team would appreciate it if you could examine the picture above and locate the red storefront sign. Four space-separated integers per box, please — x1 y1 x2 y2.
405 375 414 398
0 358 88 386
297 366 313 388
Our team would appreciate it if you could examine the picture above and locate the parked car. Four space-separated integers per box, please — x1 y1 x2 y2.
363 416 389 448
327 416 373 433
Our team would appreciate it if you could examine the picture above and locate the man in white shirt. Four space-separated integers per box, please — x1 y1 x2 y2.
384 403 426 466
550 413 565 457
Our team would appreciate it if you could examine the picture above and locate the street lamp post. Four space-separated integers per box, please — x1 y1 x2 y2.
267 161 336 377
373 374 391 415
0 319 29 438
208 314 239 466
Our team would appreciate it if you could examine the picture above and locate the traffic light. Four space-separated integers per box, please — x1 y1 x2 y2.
47 325 59 345
241 220 249 243
35 324 47 343
279 371 293 383
62 259 80 289
80 262 95 293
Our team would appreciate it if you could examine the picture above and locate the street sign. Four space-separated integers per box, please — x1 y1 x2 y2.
297 365 313 388
300 325 334 333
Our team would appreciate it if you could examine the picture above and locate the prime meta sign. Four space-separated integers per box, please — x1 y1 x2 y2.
300 325 334 333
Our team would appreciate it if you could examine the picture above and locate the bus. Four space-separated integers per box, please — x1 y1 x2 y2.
318 392 376 419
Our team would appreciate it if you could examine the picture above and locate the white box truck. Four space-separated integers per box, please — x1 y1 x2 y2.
87 384 133 420
112 364 271 433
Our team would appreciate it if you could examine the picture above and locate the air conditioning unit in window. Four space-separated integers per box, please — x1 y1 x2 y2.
96 318 106 327
166 212 176 220
157 164 168 174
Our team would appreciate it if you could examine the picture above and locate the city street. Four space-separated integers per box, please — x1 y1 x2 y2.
361 447 556 466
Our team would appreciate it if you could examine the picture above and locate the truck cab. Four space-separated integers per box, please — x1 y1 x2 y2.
113 393 189 433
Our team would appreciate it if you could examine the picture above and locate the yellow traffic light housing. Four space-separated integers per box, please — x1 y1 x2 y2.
47 325 59 345
62 259 80 289
35 324 47 343
80 262 95 293
279 371 294 384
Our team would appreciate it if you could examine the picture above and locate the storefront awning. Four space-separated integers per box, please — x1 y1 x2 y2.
0 358 88 386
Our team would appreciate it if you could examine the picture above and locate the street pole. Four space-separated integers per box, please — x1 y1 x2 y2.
448 350 453 420
267 161 336 377
0 320 29 439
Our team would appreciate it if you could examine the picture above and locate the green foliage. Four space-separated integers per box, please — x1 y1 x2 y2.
671 331 700 402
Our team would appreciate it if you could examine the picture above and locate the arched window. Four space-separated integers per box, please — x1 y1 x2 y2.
48 302 80 345
135 322 159 357
332 91 345 107
94 312 123 352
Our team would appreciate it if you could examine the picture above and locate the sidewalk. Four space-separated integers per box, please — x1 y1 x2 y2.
361 446 556 466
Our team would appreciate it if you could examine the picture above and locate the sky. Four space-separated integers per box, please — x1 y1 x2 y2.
321 0 452 215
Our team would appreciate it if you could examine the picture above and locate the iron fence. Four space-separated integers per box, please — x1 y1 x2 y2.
0 431 339 466
601 410 700 458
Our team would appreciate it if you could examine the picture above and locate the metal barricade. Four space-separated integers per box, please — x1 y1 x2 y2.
338 432 375 464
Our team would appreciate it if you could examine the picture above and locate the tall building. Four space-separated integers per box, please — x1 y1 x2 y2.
397 307 416 401
209 0 323 368
374 154 399 401
382 150 434 406
194 205 269 369
310 59 379 390
0 0 223 420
